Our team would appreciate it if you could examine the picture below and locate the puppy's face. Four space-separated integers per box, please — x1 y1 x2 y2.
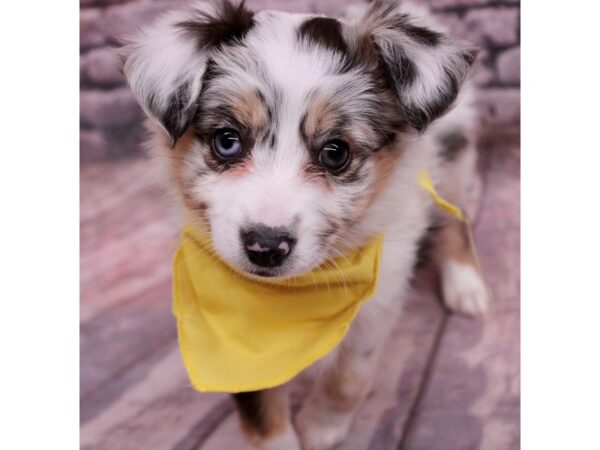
123 0 475 278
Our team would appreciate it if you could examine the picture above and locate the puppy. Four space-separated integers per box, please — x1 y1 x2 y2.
121 1 491 448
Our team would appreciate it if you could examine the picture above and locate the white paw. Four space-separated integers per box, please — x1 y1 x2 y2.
441 261 491 317
296 406 352 450
256 429 301 450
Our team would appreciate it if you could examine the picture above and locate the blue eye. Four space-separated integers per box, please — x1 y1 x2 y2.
213 129 242 159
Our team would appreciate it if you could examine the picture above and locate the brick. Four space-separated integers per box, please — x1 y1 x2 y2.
427 0 519 8
315 0 366 15
80 129 109 163
471 50 496 87
439 8 519 47
78 0 522 161
496 47 520 85
102 123 149 158
227 0 359 14
477 88 520 126
472 63 495 87
81 47 125 88
81 0 135 6
81 8 105 51
103 0 188 45
81 122 148 161
80 88 143 129
246 0 315 13
98 0 356 47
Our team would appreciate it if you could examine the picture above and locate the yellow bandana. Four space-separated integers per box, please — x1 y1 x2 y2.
173 226 383 393
172 170 483 393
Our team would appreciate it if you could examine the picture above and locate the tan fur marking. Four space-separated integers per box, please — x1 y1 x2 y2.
304 95 338 139
437 219 475 265
230 90 267 131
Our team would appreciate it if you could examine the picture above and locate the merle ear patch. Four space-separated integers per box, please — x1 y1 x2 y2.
178 0 255 50
122 1 256 147
374 41 417 89
392 14 443 48
364 1 478 132
298 17 348 54
153 80 197 147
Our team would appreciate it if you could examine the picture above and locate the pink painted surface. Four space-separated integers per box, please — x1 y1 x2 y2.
80 128 520 449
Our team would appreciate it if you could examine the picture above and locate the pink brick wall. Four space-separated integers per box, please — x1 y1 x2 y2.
80 0 520 162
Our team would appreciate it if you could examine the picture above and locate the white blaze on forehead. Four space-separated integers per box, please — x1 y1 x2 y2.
251 11 342 89
209 11 346 229
247 11 347 135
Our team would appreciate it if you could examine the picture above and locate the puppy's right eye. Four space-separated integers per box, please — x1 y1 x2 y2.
213 129 242 159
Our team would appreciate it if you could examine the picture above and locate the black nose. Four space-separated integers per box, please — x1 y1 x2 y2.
241 225 296 268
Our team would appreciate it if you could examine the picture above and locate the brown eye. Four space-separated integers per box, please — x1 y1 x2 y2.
213 129 242 159
319 140 350 173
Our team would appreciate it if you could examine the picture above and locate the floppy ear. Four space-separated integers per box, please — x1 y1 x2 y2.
120 0 255 146
363 1 478 132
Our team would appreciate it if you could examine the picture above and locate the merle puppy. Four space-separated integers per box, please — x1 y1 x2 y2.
121 1 489 448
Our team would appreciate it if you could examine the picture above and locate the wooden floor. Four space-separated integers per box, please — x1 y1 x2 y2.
80 129 520 450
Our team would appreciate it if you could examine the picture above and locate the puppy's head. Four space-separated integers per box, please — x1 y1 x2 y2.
122 0 476 278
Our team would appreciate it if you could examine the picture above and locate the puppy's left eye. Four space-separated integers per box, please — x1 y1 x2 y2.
319 140 350 174
213 129 242 159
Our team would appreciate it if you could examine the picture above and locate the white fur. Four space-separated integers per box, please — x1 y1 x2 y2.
122 1 486 449
121 5 213 135
441 260 491 316
344 0 475 127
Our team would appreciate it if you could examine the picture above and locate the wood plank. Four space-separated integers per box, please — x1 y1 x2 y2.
340 281 444 450
81 159 232 449
200 411 248 450
80 158 180 322
80 219 177 323
80 279 175 409
80 158 183 419
79 131 519 449
398 144 520 449
81 341 230 450
81 333 175 425
400 310 520 450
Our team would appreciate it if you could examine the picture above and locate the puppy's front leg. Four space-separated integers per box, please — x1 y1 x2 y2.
296 303 397 450
233 385 300 450
438 218 491 317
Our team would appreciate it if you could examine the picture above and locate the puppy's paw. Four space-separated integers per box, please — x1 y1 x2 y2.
253 430 301 450
441 261 491 317
296 404 352 450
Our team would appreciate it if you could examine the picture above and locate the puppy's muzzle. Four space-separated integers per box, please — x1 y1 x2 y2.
241 225 296 268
